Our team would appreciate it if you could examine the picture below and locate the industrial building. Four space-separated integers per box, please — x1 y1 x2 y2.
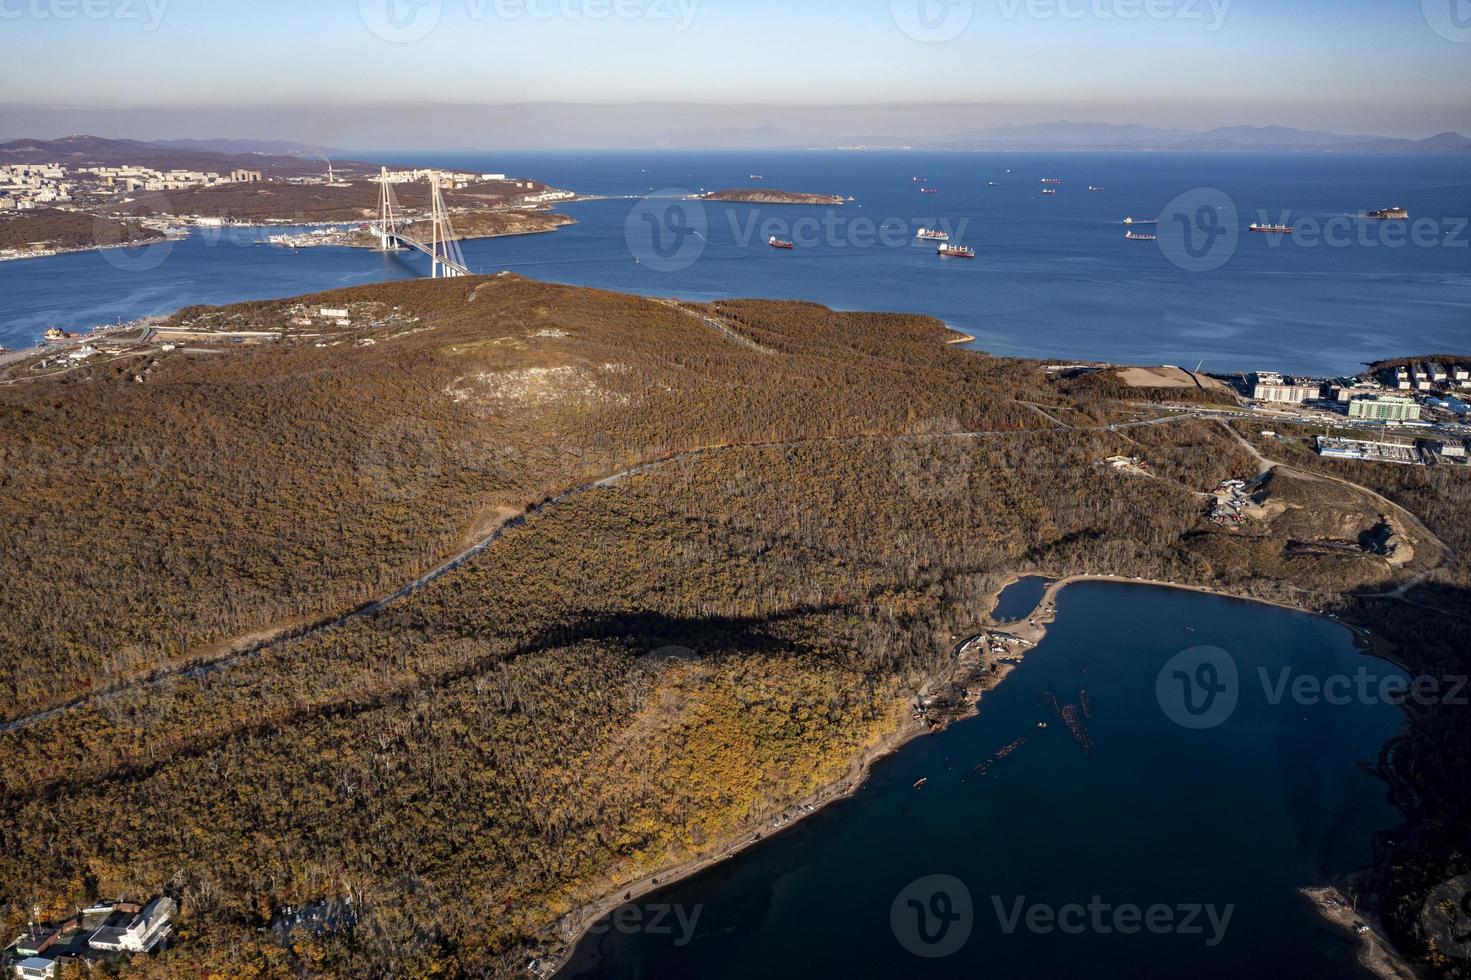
1317 437 1423 465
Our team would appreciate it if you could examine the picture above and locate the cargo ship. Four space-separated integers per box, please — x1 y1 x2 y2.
916 228 950 241
1088 186 1105 192
1249 223 1293 234
919 187 939 195
768 236 795 250
1040 178 1063 185
1125 231 1157 241
1041 188 1057 196
987 181 999 187
938 243 975 258
1368 207 1409 220
1123 217 1159 225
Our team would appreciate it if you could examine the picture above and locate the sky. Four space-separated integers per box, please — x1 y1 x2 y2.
1 0 1469 147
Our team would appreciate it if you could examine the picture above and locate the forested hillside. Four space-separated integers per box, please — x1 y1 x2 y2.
1 277 1465 978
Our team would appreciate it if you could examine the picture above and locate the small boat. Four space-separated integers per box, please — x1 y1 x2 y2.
1249 223 1293 234
1125 231 1158 241
768 236 795 250
914 778 928 789
749 174 764 180
1037 722 1049 729
913 177 928 183
987 181 999 187
938 243 975 258
916 227 950 241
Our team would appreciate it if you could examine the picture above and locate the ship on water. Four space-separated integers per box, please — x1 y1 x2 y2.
1040 178 1063 185
916 228 950 241
1249 223 1294 234
1123 217 1159 225
768 236 795 250
1367 206 1409 220
1041 188 1058 196
938 243 975 258
1088 186 1105 192
1125 231 1158 241
920 187 939 195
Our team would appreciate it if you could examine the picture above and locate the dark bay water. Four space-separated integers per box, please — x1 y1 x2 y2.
3 151 1467 376
992 576 1051 622
560 583 1405 979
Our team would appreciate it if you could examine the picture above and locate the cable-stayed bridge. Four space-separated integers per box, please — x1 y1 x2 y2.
370 167 472 278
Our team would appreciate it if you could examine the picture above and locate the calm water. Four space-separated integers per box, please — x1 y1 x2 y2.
560 583 1405 979
992 576 1051 622
3 151 1467 375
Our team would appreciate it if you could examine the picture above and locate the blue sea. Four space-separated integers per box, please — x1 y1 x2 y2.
2 150 1467 375
559 583 1406 979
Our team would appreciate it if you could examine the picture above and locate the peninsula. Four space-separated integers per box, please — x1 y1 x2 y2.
0 276 1466 980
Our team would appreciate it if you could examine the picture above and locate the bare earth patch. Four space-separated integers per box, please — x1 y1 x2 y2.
1118 365 1227 391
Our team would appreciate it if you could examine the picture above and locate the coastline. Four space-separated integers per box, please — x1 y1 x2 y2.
1303 885 1420 980
0 230 183 264
546 570 1407 976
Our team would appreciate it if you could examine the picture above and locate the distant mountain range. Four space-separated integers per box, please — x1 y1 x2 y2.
142 137 349 158
0 136 363 176
658 121 1471 153
930 122 1471 153
2 124 1466 157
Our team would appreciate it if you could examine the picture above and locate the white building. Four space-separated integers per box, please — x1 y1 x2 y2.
87 897 174 954
1254 382 1321 404
13 958 56 980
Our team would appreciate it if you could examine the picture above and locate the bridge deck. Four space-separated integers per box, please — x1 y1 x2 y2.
369 223 472 277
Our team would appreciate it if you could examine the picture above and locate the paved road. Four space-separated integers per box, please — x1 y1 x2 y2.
0 413 1212 735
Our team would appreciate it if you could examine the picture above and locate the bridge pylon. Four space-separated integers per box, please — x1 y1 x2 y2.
428 175 468 278
376 166 401 252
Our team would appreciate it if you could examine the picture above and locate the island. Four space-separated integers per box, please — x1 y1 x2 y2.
701 187 847 205
0 278 1466 980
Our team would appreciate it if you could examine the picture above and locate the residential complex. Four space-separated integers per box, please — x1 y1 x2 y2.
0 161 264 210
1349 395 1424 422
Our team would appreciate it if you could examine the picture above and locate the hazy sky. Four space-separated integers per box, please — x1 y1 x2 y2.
2 0 1469 145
